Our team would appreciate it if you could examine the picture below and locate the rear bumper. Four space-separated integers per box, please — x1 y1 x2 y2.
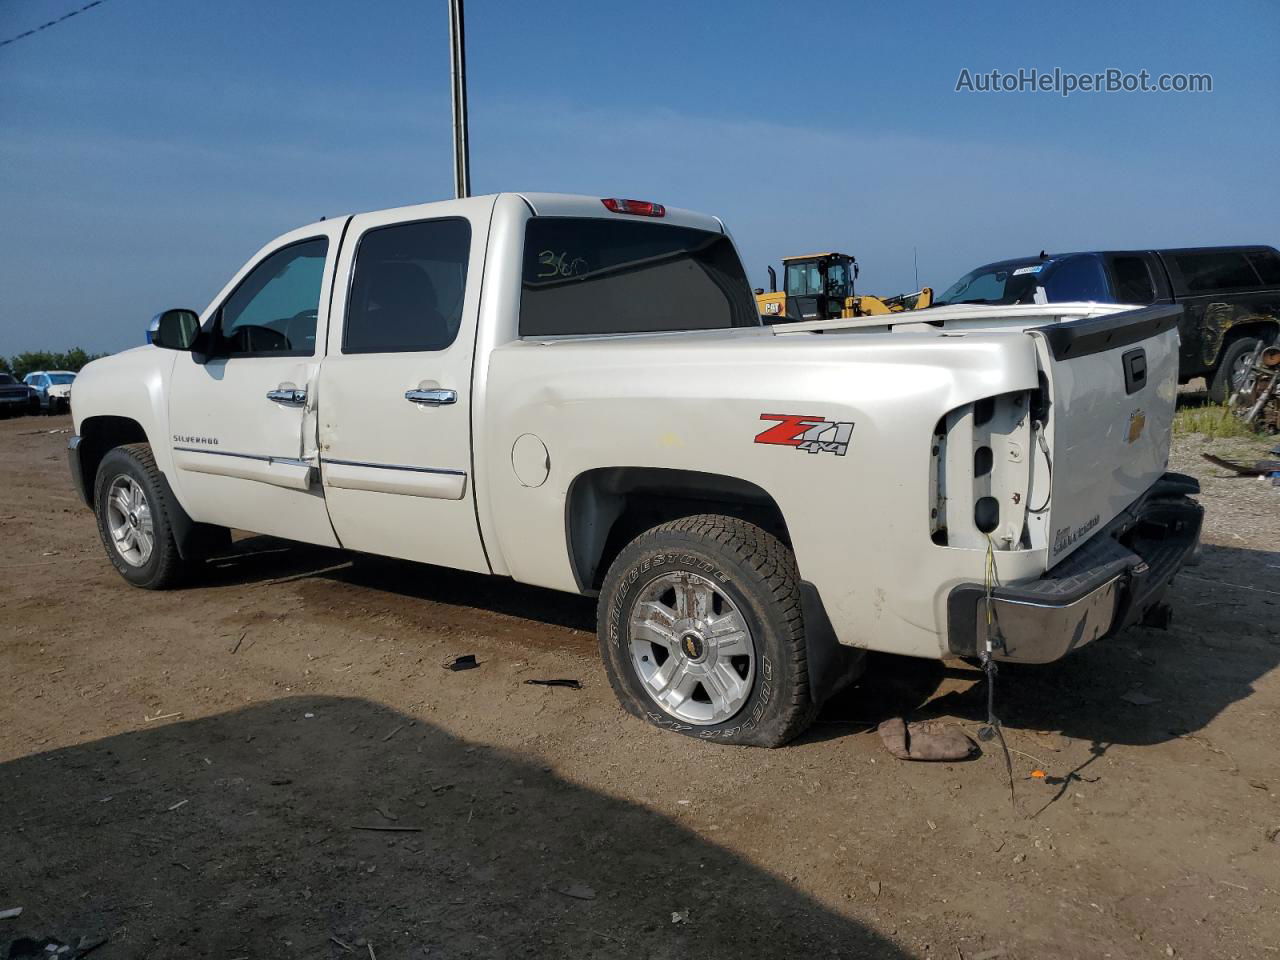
946 473 1203 664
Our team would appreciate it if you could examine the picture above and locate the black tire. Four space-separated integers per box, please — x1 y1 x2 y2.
93 443 189 589
1209 336 1262 404
597 515 819 747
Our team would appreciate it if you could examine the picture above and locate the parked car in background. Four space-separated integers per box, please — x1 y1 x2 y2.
933 246 1280 401
24 370 76 413
0 373 37 417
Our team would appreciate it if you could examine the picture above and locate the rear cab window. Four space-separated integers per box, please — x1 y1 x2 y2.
518 218 760 337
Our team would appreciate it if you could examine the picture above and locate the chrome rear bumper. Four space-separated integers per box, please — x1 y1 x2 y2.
946 473 1203 664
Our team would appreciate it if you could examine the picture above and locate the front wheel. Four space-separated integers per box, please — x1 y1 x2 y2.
597 515 819 747
93 443 189 589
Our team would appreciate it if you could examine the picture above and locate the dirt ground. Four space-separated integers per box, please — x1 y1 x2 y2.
1 412 1277 960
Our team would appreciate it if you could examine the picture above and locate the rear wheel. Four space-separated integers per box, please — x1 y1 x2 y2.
93 444 189 589
1210 336 1263 403
597 515 819 747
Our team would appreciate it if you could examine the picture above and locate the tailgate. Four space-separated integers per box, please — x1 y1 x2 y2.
1031 305 1183 565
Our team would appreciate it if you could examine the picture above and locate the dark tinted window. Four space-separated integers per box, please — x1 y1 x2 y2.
519 218 760 337
1173 251 1260 293
345 219 471 353
1110 256 1155 303
1044 256 1110 301
1246 249 1280 285
218 238 328 355
0 374 14 385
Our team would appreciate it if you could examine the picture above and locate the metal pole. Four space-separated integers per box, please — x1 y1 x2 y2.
448 0 471 199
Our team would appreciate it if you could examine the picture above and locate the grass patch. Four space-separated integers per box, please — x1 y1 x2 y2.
1173 403 1266 440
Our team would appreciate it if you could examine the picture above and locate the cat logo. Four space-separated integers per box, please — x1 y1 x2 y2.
1126 409 1146 445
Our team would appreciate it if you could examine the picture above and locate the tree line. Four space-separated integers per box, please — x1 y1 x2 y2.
0 348 108 380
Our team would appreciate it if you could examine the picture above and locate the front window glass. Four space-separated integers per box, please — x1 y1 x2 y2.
0 374 15 385
935 262 1042 306
519 217 759 337
1110 256 1155 304
48 373 75 385
218 238 328 355
1044 256 1110 301
785 262 822 296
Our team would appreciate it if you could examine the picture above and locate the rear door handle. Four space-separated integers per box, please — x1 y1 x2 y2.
266 387 307 406
405 388 457 406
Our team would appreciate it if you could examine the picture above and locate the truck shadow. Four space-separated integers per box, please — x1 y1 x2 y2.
197 536 1278 751
201 536 597 634
1 696 910 959
818 542 1280 749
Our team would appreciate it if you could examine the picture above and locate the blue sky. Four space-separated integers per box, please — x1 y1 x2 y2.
1 0 1278 354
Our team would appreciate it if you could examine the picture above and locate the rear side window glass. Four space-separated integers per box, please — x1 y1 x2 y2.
519 217 761 337
1173 251 1261 293
219 238 328 355
1110 256 1155 304
1044 256 1110 302
1245 249 1280 285
345 219 471 354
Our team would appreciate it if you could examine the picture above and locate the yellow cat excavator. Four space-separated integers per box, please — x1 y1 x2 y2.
754 252 932 323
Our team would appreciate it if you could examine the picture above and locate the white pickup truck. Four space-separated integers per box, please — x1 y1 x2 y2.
68 193 1202 746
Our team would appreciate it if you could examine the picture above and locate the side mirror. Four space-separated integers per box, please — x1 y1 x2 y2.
152 309 201 351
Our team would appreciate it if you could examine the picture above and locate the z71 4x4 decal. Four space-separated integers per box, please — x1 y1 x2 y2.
755 414 854 457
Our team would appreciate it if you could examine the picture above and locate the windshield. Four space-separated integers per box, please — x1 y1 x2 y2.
935 261 1044 306
0 374 14 384
48 373 75 385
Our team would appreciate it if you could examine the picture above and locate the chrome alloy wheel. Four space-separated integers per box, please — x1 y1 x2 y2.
1230 348 1256 393
105 475 154 567
627 571 756 725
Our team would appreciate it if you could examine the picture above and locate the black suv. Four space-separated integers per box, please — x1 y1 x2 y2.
934 246 1280 401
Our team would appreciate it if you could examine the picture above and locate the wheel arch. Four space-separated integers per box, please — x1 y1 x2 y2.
76 418 224 560
75 415 150 506
1210 316 1280 368
565 466 793 595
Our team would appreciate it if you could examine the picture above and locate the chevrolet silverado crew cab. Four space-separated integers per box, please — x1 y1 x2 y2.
934 246 1280 402
68 193 1202 746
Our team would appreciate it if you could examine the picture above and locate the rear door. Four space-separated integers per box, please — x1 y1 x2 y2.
316 198 494 572
1030 304 1182 564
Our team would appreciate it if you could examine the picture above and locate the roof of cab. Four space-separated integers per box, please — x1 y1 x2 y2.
515 193 725 234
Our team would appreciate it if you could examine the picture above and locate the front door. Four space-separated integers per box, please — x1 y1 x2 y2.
316 199 493 572
166 220 348 546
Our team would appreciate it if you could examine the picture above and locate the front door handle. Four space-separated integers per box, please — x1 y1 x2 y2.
266 387 307 406
405 388 457 406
